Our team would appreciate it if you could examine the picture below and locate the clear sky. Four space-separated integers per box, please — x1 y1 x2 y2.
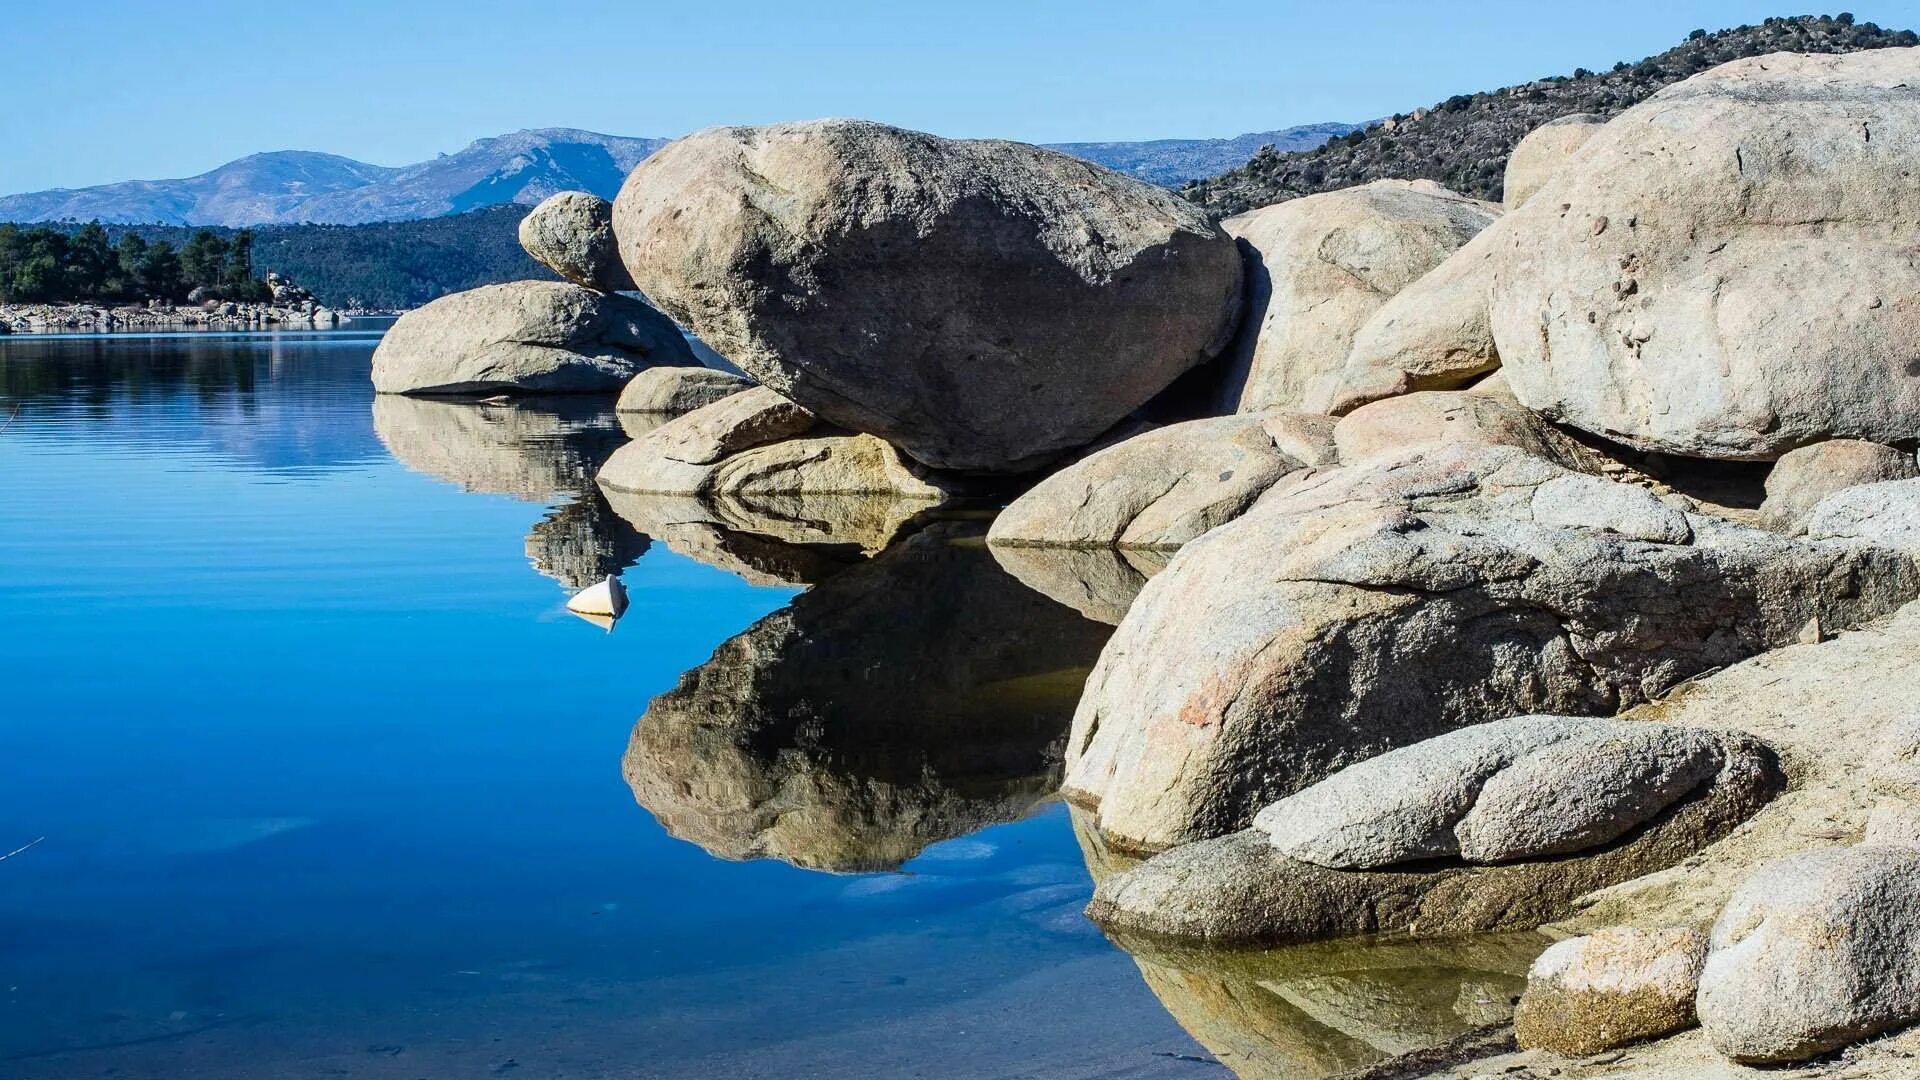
5 1 1916 194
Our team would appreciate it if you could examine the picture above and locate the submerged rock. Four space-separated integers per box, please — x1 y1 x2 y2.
986 412 1334 551
517 191 637 293
1513 926 1707 1057
1066 443 1919 851
611 119 1244 473
1491 49 1920 460
1501 113 1604 209
623 522 1113 871
1698 846 1920 1064
371 282 696 396
1213 180 1499 414
615 366 753 414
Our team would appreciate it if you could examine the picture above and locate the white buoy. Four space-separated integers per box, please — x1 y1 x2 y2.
566 574 628 625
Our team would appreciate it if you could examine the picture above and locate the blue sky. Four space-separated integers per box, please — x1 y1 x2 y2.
5 1 1915 193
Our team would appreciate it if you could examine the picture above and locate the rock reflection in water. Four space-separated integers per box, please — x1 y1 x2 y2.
624 522 1114 872
373 395 650 589
599 486 950 586
989 544 1172 625
1072 808 1547 1080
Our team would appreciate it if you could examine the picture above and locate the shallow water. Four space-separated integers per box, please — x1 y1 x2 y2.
0 327 1537 1079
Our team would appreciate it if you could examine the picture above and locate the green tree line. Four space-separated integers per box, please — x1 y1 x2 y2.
0 223 272 304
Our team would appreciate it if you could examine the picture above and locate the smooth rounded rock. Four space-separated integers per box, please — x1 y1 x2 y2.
1698 846 1920 1064
1804 477 1920 553
1491 49 1920 460
1214 180 1499 414
371 282 696 396
1762 439 1918 531
1501 113 1605 209
611 119 1244 473
517 191 637 293
615 367 753 414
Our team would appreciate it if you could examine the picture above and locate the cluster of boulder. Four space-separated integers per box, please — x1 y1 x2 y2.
367 44 1920 1074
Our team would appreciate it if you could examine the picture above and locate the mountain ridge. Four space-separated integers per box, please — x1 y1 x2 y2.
0 122 1355 226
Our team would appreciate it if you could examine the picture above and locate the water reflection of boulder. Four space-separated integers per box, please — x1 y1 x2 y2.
524 489 651 589
599 486 951 586
989 544 1171 625
373 395 650 588
1072 805 1547 1077
373 394 627 501
624 522 1114 871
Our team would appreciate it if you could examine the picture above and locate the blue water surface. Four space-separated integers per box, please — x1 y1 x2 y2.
0 327 1208 1079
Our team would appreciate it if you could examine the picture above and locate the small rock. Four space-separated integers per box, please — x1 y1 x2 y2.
1762 440 1918 531
616 367 753 415
1513 926 1707 1057
518 191 637 293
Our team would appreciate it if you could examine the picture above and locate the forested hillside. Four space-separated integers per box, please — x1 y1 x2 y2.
1184 14 1919 216
10 207 549 309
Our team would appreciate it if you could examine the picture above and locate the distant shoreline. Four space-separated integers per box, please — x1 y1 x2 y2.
0 300 394 334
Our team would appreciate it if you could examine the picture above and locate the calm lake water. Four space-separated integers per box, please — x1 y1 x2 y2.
0 326 1538 1079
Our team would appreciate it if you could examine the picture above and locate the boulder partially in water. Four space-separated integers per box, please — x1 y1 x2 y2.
371 282 696 396
1513 926 1708 1057
611 119 1244 473
517 191 637 293
615 366 753 415
1212 180 1499 414
988 544 1169 626
623 523 1113 871
1065 442 1919 851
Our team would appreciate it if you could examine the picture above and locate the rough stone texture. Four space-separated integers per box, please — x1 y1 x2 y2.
629 386 817 467
1253 718 1726 869
1319 225 1505 415
1870 718 1920 802
371 281 696 396
1760 439 1918 532
611 119 1244 473
615 366 753 414
517 191 637 292
986 412 1333 551
1697 846 1920 1064
1489 49 1920 460
623 522 1112 871
1065 443 1920 851
1867 799 1920 848
1330 390 1609 472
1085 735 1779 947
1501 114 1605 209
1805 477 1920 552
599 488 928 587
1212 180 1499 413
1512 927 1707 1057
599 429 955 501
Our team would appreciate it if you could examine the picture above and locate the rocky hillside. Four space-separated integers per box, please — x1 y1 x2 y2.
1045 123 1360 186
1184 14 1920 216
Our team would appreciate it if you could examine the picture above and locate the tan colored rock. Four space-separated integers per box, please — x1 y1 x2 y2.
1513 926 1707 1057
1065 442 1919 851
1318 224 1506 414
599 488 925 587
611 119 1244 472
1490 49 1920 460
1501 113 1605 209
988 544 1170 625
643 386 817 466
986 412 1333 551
615 366 753 414
1761 439 1918 531
371 281 696 396
517 191 637 292
1214 180 1499 413
1330 389 1604 471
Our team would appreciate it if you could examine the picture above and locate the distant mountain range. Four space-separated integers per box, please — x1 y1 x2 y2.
0 123 1354 227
